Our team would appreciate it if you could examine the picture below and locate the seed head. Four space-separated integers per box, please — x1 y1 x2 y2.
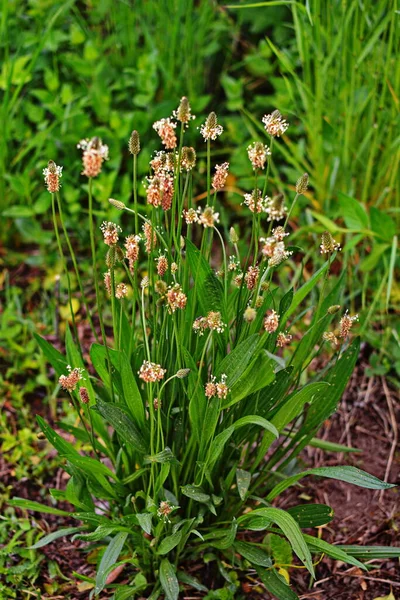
205 374 229 400
268 245 293 268
129 130 140 155
171 262 178 274
155 280 168 295
262 110 289 137
138 360 166 383
200 112 223 141
43 160 62 193
264 310 279 333
157 500 175 522
247 141 270 170
320 231 341 254
79 387 90 404
296 173 309 195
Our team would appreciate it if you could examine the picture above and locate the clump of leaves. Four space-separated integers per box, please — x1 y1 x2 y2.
11 101 397 599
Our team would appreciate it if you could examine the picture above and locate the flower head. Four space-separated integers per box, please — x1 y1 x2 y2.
320 231 341 254
266 193 287 221
100 221 121 246
262 110 289 137
115 283 128 299
205 374 229 400
264 310 279 333
103 271 111 295
43 160 62 193
156 254 168 277
339 311 358 339
181 146 196 171
125 235 140 273
77 137 109 178
143 223 157 253
129 130 140 155
212 162 229 191
174 96 195 125
153 118 177 149
138 361 166 383
183 208 198 224
244 265 259 290
166 284 187 313
157 500 177 523
323 331 339 347
296 173 309 195
277 332 292 347
197 206 219 228
59 366 84 393
193 311 226 335
243 189 269 214
79 387 90 404
200 112 223 141
247 142 270 170
243 306 257 322
150 151 176 174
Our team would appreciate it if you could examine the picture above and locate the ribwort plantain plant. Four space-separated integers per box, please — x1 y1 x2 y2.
11 98 397 599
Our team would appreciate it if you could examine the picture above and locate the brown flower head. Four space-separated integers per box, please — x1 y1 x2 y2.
153 118 177 149
262 110 289 137
247 142 270 170
138 361 166 383
212 162 229 191
264 310 279 333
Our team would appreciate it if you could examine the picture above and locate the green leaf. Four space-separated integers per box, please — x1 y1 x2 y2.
338 192 369 230
95 532 128 594
216 334 259 387
34 334 68 378
337 546 400 560
236 469 251 501
235 541 272 567
144 447 180 465
2 206 35 218
224 351 275 408
285 261 329 319
136 513 153 535
93 398 147 454
157 531 182 555
267 533 292 566
255 567 299 599
370 207 396 241
287 504 334 528
239 508 314 576
177 571 208 593
185 238 224 316
118 350 145 427
8 497 69 517
208 520 237 550
304 534 366 570
159 558 179 600
267 465 395 501
181 485 210 504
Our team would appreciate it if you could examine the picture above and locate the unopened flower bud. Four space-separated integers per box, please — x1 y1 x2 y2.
229 227 239 244
328 305 341 315
109 198 126 211
37 432 46 440
176 368 191 379
129 130 140 155
295 173 309 195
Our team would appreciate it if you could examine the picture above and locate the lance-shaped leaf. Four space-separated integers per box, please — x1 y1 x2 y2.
159 558 179 600
95 532 128 594
93 398 148 454
267 465 395 501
